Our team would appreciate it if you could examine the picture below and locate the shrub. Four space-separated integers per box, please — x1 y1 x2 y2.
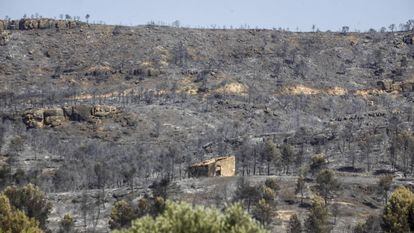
150 178 171 199
113 201 268 233
382 186 414 233
13 168 26 185
137 197 150 216
310 155 326 175
59 214 74 233
295 176 306 204
315 169 339 204
0 194 42 233
0 164 12 188
261 186 276 203
304 196 329 233
233 177 261 212
280 144 294 174
109 196 166 230
264 178 280 192
377 175 393 203
353 215 382 233
8 136 24 153
263 140 279 175
252 198 274 226
152 196 166 216
3 183 52 229
288 214 302 233
109 200 136 229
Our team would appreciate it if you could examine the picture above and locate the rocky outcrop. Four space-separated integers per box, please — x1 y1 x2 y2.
0 20 5 31
92 105 118 117
5 20 19 30
23 107 66 128
333 110 387 122
401 81 414 92
19 19 40 30
376 79 393 91
43 108 65 127
84 65 115 77
0 154 8 167
0 31 10 46
0 19 83 31
377 79 414 93
55 20 80 29
403 34 413 45
23 109 46 128
22 105 120 128
38 19 54 29
18 18 64 30
63 105 94 122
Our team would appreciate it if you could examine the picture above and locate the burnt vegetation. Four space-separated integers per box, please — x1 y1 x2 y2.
0 16 414 232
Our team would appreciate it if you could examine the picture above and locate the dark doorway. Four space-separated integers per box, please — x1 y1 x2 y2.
215 165 221 176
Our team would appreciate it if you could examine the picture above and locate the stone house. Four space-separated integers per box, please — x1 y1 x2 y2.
188 156 235 177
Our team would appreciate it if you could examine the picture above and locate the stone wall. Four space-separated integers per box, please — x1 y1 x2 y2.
189 156 235 177
215 156 236 177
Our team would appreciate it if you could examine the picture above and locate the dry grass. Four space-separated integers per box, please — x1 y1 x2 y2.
215 82 247 96
276 210 297 221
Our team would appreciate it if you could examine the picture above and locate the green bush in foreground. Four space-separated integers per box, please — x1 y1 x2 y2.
3 183 52 229
0 194 43 233
113 201 268 233
382 186 414 233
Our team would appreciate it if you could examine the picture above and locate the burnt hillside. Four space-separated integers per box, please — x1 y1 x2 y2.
0 19 414 232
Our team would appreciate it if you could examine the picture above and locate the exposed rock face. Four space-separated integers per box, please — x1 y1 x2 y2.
377 79 393 91
38 19 53 29
0 154 8 167
43 108 65 127
84 65 114 77
403 34 414 45
0 19 83 31
147 67 161 77
0 20 5 31
23 107 67 128
5 20 19 30
22 105 119 128
377 79 414 93
0 31 10 46
63 105 93 122
92 105 118 117
43 108 64 117
19 19 39 30
18 18 55 30
23 109 46 128
401 81 414 92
